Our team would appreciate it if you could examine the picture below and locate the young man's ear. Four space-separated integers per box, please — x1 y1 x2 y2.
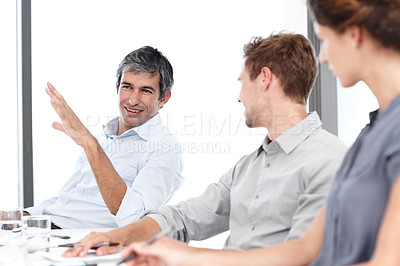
260 66 273 91
159 90 171 109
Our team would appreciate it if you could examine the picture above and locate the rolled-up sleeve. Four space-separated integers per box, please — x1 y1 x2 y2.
143 165 235 242
112 137 184 227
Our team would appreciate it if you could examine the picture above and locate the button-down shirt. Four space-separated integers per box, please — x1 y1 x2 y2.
27 114 184 229
313 94 400 265
145 112 347 250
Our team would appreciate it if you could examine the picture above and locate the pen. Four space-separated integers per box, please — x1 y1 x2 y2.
116 227 174 265
51 242 119 249
51 234 71 240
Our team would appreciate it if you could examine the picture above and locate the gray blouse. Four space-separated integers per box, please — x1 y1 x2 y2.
313 94 400 265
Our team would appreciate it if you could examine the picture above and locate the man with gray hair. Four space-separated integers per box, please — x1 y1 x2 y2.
25 46 184 229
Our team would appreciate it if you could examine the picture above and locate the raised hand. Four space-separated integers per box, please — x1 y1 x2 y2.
45 81 95 149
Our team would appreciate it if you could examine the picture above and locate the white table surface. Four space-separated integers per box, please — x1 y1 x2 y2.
0 228 123 266
0 227 229 265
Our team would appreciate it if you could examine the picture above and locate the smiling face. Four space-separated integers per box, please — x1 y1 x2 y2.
315 23 361 87
117 71 170 135
238 64 264 128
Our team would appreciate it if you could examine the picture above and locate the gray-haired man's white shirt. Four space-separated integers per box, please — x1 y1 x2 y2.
145 112 347 250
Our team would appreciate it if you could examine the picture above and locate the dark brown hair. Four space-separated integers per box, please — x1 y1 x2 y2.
308 0 400 51
243 32 318 104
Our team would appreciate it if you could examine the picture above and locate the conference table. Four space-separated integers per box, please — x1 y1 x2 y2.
0 228 123 266
1 228 228 265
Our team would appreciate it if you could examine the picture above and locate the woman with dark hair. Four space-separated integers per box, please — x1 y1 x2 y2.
114 1 400 265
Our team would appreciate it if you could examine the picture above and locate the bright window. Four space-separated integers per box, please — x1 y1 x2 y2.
0 1 19 209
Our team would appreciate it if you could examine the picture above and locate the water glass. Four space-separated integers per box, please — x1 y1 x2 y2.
0 208 23 235
23 215 51 252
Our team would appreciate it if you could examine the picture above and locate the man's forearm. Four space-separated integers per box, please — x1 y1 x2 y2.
111 217 162 246
83 136 127 215
46 82 127 215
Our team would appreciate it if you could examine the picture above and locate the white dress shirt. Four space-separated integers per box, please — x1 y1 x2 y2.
27 114 184 228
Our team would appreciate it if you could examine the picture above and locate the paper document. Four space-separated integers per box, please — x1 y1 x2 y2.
38 249 122 263
37 228 121 263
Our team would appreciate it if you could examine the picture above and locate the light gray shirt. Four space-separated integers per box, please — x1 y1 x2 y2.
145 112 347 250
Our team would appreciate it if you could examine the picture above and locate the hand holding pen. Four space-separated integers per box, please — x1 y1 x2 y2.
118 226 198 266
117 227 173 265
62 232 123 257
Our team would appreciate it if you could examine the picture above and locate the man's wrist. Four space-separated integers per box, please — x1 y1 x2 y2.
82 134 100 152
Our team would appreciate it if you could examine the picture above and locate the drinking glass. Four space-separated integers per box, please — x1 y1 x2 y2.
0 208 23 235
23 215 51 252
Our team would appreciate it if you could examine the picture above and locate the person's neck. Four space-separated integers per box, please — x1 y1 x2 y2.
265 104 308 141
363 48 400 111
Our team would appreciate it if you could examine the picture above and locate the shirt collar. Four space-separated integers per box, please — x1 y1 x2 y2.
102 113 164 141
258 111 322 156
368 109 379 127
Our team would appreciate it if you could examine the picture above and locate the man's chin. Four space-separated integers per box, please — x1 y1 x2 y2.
122 118 144 129
245 120 256 128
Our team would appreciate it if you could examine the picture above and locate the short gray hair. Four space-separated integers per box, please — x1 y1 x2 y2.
116 46 174 99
